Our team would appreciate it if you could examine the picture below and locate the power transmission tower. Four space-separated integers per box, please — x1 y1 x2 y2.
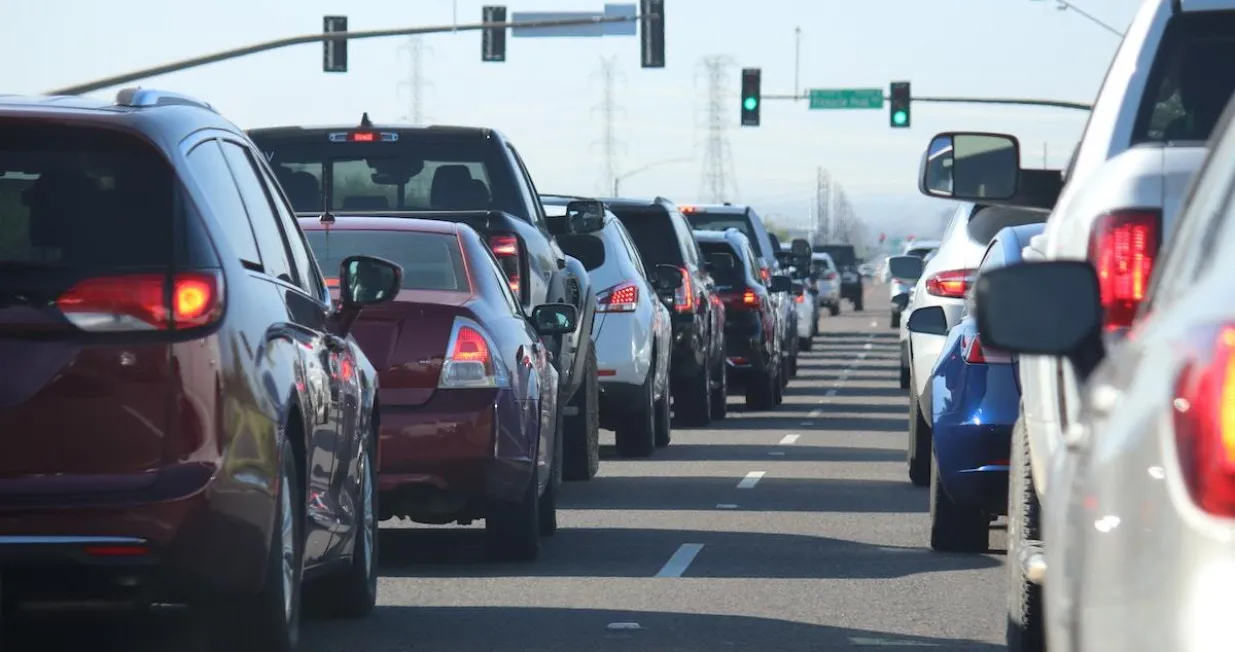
591 56 625 196
814 168 831 243
696 56 739 203
396 37 433 124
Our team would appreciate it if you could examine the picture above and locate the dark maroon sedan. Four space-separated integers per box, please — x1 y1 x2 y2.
300 216 575 561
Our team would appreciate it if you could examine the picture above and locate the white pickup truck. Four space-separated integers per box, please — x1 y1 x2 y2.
907 1 1235 650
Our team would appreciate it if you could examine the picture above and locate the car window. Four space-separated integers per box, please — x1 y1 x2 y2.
744 242 764 287
667 208 700 266
613 221 648 278
303 230 470 291
508 146 549 233
685 210 762 258
254 155 326 299
1133 11 1235 143
612 207 685 266
219 141 295 283
186 140 263 268
698 241 744 286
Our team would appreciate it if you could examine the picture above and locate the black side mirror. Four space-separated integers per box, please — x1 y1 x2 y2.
565 200 605 234
770 275 793 293
892 293 911 311
906 305 948 336
976 261 1105 381
331 255 403 336
920 131 1022 201
790 238 812 258
652 264 684 291
888 255 926 283
530 303 579 336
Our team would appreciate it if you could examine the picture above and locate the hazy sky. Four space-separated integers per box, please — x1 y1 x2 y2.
5 0 1138 238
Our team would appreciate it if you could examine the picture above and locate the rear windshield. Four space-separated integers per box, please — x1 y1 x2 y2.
557 233 605 271
302 230 470 291
1135 11 1235 143
906 247 934 259
250 132 525 218
698 241 746 286
814 245 856 268
683 211 763 257
0 124 181 270
967 205 1049 243
611 208 684 266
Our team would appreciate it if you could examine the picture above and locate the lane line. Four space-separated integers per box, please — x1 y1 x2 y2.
607 622 642 630
808 409 822 417
826 389 837 397
864 343 873 350
655 543 704 578
715 503 738 509
736 471 765 489
768 451 786 456
870 320 878 328
779 434 800 444
799 420 814 426
849 637 940 647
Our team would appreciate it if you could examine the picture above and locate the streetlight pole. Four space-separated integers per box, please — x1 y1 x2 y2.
612 157 692 196
1032 0 1124 38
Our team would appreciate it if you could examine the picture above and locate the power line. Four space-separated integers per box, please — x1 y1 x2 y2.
696 55 739 203
591 56 625 196
396 37 433 124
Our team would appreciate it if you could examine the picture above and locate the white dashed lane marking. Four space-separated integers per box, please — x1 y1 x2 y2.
779 434 800 445
736 471 765 489
655 543 704 578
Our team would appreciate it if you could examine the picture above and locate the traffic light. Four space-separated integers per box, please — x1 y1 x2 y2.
889 81 910 128
740 68 761 126
323 16 348 73
879 232 886 244
482 6 507 62
640 0 664 68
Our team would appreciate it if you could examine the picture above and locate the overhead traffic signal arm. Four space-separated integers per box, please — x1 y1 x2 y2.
741 68 762 126
889 81 911 128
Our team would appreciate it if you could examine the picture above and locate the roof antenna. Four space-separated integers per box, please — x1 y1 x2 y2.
360 112 373 129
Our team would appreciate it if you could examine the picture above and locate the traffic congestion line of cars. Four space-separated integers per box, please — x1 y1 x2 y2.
0 88 848 651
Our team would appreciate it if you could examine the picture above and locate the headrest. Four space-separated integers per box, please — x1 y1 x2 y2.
430 165 477 209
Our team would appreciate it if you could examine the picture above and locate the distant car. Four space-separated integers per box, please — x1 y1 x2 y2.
540 195 678 454
791 280 816 351
299 215 576 562
0 88 399 650
813 244 864 310
890 241 939 329
811 252 842 316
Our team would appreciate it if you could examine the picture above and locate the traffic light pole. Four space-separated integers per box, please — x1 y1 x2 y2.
760 92 1092 113
45 14 643 96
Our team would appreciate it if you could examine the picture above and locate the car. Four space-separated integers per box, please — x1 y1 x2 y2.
600 197 728 425
811 252 842 316
694 229 789 409
813 243 864 311
297 215 573 561
889 240 939 330
248 119 603 483
539 195 678 455
777 240 819 340
791 279 816 352
0 88 400 651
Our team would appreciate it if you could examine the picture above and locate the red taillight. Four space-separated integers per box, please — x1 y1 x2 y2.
439 319 508 389
349 131 376 142
962 333 1011 364
84 544 149 557
1088 210 1160 332
673 267 694 313
598 282 639 313
56 272 223 332
794 293 805 304
488 233 522 296
325 277 340 288
825 271 837 280
722 287 760 311
1172 324 1235 517
925 268 975 298
743 288 758 306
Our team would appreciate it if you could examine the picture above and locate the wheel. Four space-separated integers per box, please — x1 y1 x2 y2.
674 357 713 427
773 361 785 405
303 421 378 619
853 294 864 311
538 423 561 537
890 311 901 329
828 302 840 317
654 382 672 448
929 452 990 552
1006 415 1046 652
800 336 813 352
744 366 777 410
485 464 541 562
200 437 303 652
899 365 910 389
616 377 656 458
907 386 931 487
710 357 728 420
562 347 600 482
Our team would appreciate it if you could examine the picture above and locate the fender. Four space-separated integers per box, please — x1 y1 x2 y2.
557 254 597 402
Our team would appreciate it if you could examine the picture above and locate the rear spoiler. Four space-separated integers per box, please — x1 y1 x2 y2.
294 209 523 235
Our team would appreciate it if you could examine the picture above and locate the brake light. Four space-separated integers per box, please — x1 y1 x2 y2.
1172 324 1235 517
489 233 522 296
56 272 223 332
825 271 837 280
349 131 376 142
794 293 805 304
962 333 1011 364
760 267 771 283
325 277 340 288
598 282 638 312
925 268 975 298
743 288 758 307
439 318 510 389
673 267 694 313
1088 210 1160 332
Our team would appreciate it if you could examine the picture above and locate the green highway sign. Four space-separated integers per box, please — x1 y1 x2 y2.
808 88 884 110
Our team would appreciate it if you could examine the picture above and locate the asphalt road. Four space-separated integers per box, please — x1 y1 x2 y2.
6 282 1009 651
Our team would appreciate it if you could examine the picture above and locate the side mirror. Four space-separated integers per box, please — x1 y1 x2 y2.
891 293 910 311
331 255 403 336
906 305 948 336
530 303 579 336
652 264 684 291
565 199 606 234
920 132 1021 201
770 275 793 293
888 255 925 283
975 261 1105 380
790 238 812 258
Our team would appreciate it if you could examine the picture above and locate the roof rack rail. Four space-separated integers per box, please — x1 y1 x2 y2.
115 87 216 113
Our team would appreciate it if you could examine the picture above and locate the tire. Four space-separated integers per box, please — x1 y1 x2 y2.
654 383 672 448
485 464 541 562
929 452 990 552
674 357 713 427
907 386 931 487
899 365 910 389
773 362 785 405
616 377 656 458
710 357 728 420
303 421 378 619
853 294 864 311
201 437 303 652
828 302 840 317
800 336 813 352
890 311 901 329
744 365 777 410
1007 414 1045 652
562 347 600 482
538 424 561 537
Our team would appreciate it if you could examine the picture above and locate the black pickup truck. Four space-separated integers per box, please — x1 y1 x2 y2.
249 118 602 482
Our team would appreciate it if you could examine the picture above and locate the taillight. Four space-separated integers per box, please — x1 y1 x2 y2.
962 333 1011 364
1088 210 1160 332
794 294 805 304
1172 324 1235 517
489 233 522 297
439 318 510 389
673 267 694 313
598 282 638 313
56 271 224 332
760 267 771 283
925 268 975 298
721 287 761 312
825 271 837 280
742 288 758 307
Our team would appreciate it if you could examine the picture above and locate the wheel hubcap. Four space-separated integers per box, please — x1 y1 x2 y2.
279 473 295 622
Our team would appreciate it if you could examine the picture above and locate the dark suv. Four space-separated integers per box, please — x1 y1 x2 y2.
0 89 398 651
603 197 726 425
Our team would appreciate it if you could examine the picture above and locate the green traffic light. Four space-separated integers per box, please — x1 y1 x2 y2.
892 110 908 126
743 96 758 111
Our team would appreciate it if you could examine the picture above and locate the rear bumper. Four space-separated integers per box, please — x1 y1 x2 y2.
723 325 772 383
931 364 1018 515
593 312 653 386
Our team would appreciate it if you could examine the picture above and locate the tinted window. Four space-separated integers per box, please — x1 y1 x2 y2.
613 222 648 278
906 247 934 259
813 245 856 268
303 230 469 291
966 205 1049 243
255 158 324 298
220 141 294 282
557 234 606 271
1135 11 1235 143
186 140 262 267
684 210 762 257
611 207 685 266
698 241 745 286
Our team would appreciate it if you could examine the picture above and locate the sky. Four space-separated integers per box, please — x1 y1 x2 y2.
4 0 1140 240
